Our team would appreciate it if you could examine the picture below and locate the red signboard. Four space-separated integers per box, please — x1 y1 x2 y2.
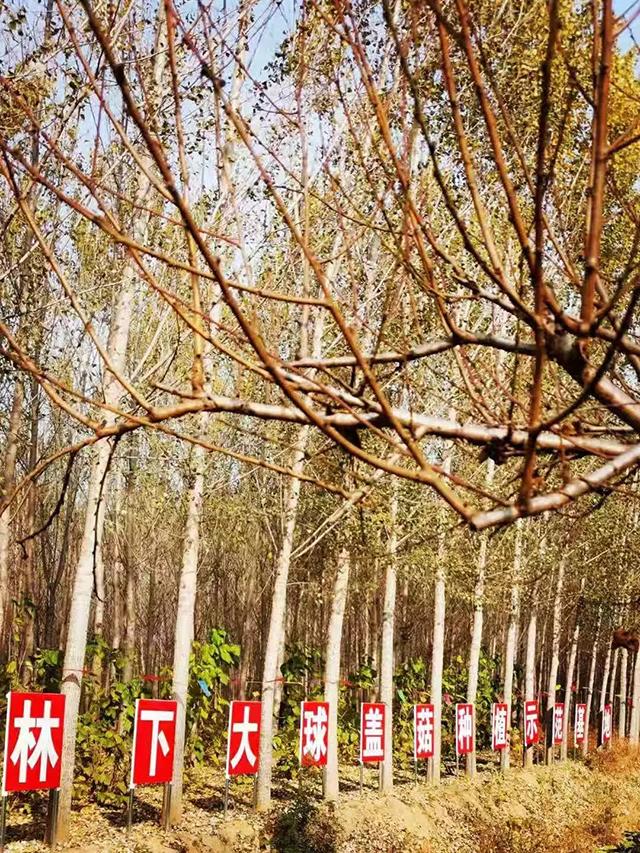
524 700 539 747
130 698 177 787
226 701 261 777
574 703 587 746
2 692 65 794
299 701 329 767
413 704 434 760
360 703 385 764
602 703 612 744
553 703 565 745
455 703 474 756
491 702 509 751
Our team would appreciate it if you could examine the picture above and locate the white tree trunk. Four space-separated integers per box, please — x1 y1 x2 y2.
629 651 640 744
256 427 309 811
56 17 167 835
583 609 600 755
169 442 204 823
619 648 629 738
561 582 583 761
379 486 398 792
545 558 565 764
500 519 523 771
323 547 351 801
0 377 23 652
466 460 494 776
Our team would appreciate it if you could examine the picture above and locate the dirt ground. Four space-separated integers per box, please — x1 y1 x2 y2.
3 745 640 852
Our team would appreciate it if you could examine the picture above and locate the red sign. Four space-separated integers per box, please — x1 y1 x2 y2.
553 703 565 745
492 703 509 751
2 692 65 794
130 698 177 787
524 700 539 747
455 703 474 755
574 703 587 746
602 703 612 744
299 701 329 767
226 701 261 777
414 704 434 760
360 703 385 764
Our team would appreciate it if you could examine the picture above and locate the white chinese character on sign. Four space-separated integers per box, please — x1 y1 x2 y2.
554 705 564 742
230 705 258 769
10 700 60 783
416 706 434 755
457 706 473 751
575 706 585 742
362 707 384 758
493 705 507 747
525 705 538 744
602 705 612 741
140 707 174 777
302 705 328 763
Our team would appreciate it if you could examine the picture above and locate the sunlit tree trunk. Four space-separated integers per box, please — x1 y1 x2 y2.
0 377 23 654
629 650 640 744
466 460 494 776
561 581 583 761
380 485 398 792
500 519 523 771
256 427 309 811
323 546 350 801
169 441 204 823
545 557 565 765
56 13 167 838
583 610 600 755
429 443 453 783
619 648 629 738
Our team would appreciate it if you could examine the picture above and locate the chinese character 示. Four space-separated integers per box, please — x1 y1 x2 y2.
524 701 539 746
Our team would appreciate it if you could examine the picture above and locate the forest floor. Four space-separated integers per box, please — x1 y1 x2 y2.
3 744 640 853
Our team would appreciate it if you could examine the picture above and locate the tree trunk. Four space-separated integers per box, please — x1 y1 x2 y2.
619 648 629 738
56 15 167 834
379 485 398 792
0 376 23 654
583 608 600 754
256 427 309 811
169 443 204 823
466 460 494 776
323 547 350 801
545 558 565 765
561 581 583 761
629 651 640 744
500 519 523 771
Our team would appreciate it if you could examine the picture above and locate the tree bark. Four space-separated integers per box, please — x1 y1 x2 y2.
169 442 204 823
629 651 640 744
545 557 565 764
561 581 583 761
0 376 23 654
323 546 350 801
619 648 629 738
256 427 309 811
56 12 167 835
379 485 398 792
583 611 600 755
500 519 523 771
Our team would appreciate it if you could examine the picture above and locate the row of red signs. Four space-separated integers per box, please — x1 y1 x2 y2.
1 693 614 792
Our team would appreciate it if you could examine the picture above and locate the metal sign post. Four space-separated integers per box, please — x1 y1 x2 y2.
45 788 59 848
126 788 134 836
161 783 171 831
0 795 7 853
223 778 230 818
